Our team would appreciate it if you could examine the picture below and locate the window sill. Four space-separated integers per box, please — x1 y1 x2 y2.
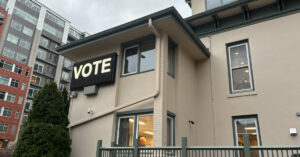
227 91 257 98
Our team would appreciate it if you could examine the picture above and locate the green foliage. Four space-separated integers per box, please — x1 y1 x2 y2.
13 82 71 157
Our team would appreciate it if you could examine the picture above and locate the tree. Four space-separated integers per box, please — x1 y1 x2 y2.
13 82 71 157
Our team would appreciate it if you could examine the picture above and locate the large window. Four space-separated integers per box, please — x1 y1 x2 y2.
31 75 41 85
233 116 261 157
69 28 82 39
13 7 38 25
63 58 72 69
7 33 19 45
28 87 39 97
61 71 70 81
10 79 19 88
23 26 34 37
2 47 15 59
0 60 13 71
10 20 22 31
227 41 254 93
14 65 22 74
2 108 12 117
45 12 65 28
206 0 237 10
19 39 31 50
43 23 63 39
0 91 4 100
0 75 9 86
122 37 155 76
16 53 28 63
40 36 50 48
37 48 47 60
6 93 16 103
17 0 41 12
0 123 8 133
34 61 44 73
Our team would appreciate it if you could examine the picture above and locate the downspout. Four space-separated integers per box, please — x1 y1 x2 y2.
68 19 161 128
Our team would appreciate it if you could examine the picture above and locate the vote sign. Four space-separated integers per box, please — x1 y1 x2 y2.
70 53 118 90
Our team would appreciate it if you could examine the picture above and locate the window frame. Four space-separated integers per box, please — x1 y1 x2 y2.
116 115 136 146
232 115 262 146
227 40 254 93
121 35 156 77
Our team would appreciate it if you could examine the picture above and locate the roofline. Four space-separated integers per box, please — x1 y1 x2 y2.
56 7 210 57
185 0 256 23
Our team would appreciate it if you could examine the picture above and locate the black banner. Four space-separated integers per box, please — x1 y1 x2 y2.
70 53 118 90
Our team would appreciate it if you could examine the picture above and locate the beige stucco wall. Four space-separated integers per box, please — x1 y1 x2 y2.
191 0 206 15
201 12 300 145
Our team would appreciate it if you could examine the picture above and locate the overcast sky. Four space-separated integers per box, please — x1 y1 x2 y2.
38 0 192 34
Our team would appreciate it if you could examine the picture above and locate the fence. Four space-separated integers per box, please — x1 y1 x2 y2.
96 135 300 157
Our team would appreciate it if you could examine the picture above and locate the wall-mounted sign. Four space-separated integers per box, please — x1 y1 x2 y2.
70 53 118 90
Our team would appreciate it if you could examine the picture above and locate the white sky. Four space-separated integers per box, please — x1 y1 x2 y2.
38 0 192 34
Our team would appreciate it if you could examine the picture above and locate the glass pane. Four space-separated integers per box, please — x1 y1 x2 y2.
229 44 248 68
124 47 138 74
232 67 251 91
118 117 134 146
138 115 153 147
167 118 173 146
207 0 221 10
223 0 237 5
140 39 155 72
235 118 259 146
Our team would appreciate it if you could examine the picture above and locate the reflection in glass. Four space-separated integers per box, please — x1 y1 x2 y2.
118 117 134 146
232 67 251 91
138 115 153 147
140 39 155 72
230 44 248 68
124 47 138 75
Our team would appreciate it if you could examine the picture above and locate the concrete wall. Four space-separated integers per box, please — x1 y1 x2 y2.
201 12 300 145
191 0 206 15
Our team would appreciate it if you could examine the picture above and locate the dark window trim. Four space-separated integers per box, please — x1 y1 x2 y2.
115 109 176 146
226 39 255 94
232 114 262 146
120 34 156 77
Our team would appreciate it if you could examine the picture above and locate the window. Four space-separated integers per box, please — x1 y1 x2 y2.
206 0 237 10
18 96 23 104
2 47 15 59
19 39 31 50
14 65 22 74
0 75 9 86
28 87 39 97
0 91 4 100
6 93 16 103
25 69 29 76
17 0 40 12
21 82 26 90
2 108 12 117
37 48 47 60
0 0 7 9
69 28 82 39
16 53 28 63
43 23 63 39
167 117 175 146
61 71 70 81
168 39 176 77
23 26 34 37
63 58 72 69
0 124 8 133
11 125 16 134
34 61 44 73
10 79 19 88
227 41 254 93
122 37 155 76
7 33 19 45
0 60 13 71
233 116 261 157
45 12 65 27
117 113 155 147
10 20 22 31
31 75 41 85
13 7 38 25
40 36 50 48
14 110 20 119
24 101 31 112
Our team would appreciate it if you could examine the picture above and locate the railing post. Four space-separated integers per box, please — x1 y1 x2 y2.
110 142 115 157
134 138 139 157
96 140 102 157
243 135 251 157
182 137 188 157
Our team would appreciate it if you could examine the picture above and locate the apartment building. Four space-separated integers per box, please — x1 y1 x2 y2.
57 0 300 156
0 0 85 148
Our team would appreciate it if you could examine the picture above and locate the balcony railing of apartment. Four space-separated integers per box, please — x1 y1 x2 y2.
96 135 300 157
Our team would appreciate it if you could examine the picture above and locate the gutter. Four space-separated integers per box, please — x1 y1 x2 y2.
68 19 161 128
